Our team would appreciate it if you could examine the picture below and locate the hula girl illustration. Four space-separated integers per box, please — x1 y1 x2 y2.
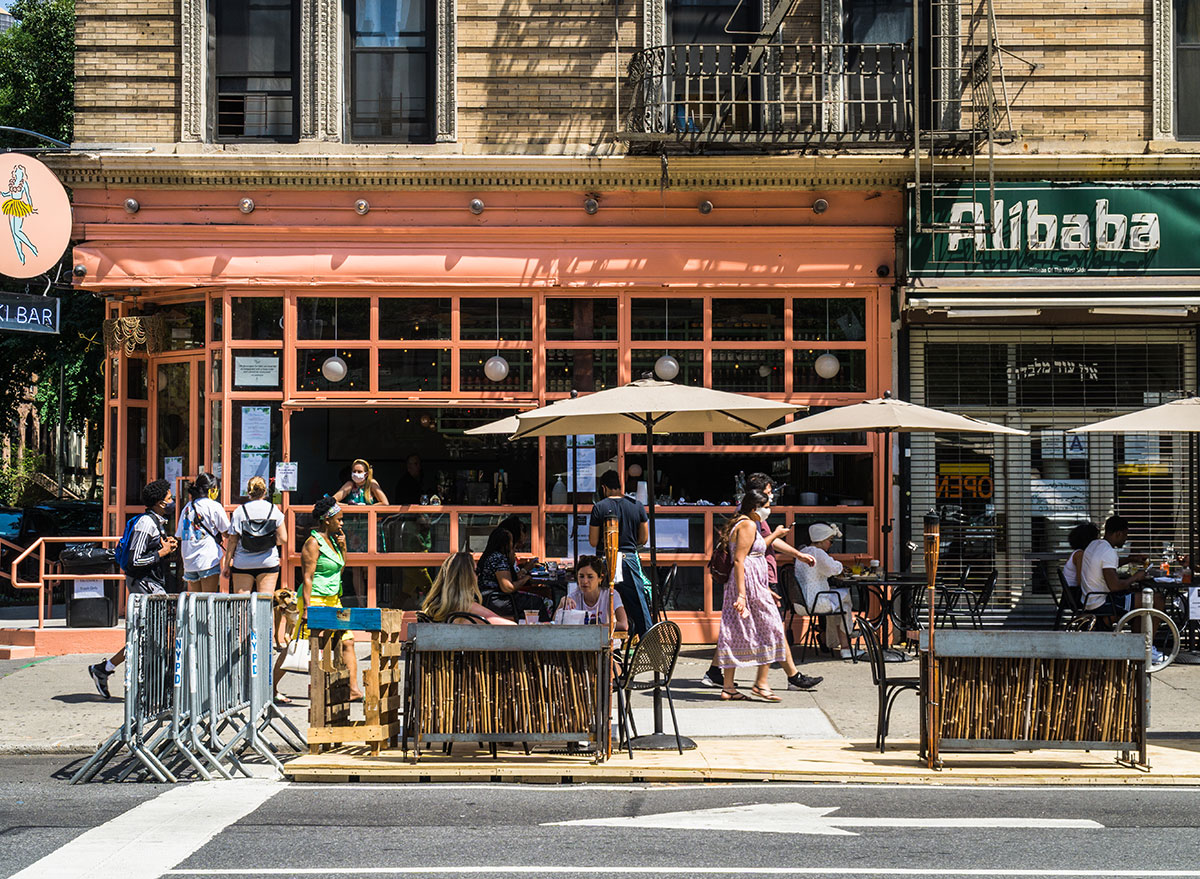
2 165 38 265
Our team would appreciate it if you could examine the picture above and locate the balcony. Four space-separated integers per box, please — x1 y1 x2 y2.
621 42 912 150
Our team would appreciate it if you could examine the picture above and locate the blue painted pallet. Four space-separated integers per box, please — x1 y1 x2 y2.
306 606 382 631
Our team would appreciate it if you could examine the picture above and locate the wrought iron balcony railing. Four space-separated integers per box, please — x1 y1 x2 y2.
622 42 912 148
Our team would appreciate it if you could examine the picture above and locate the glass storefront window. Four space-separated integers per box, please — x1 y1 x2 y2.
126 358 147 399
631 298 703 341
296 348 369 391
231 349 283 391
379 298 451 340
631 349 703 385
211 297 223 343
107 409 118 505
210 399 222 494
793 349 867 393
664 565 705 611
459 349 533 392
211 350 222 393
231 297 283 340
379 348 451 392
545 434 619 500
231 401 281 498
458 512 533 552
296 297 370 340
108 358 119 399
378 512 451 553
711 349 783 393
125 407 147 503
377 565 440 610
547 298 619 341
712 298 784 341
545 348 619 393
459 297 533 341
157 361 191 477
793 298 867 342
146 302 205 350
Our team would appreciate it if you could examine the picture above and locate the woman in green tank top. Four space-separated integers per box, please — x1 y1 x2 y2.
279 496 362 700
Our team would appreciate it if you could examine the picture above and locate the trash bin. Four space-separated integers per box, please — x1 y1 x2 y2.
59 543 119 628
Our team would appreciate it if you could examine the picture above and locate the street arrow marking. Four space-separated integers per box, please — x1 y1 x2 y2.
546 802 1105 837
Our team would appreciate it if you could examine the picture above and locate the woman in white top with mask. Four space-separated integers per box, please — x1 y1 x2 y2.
224 476 286 593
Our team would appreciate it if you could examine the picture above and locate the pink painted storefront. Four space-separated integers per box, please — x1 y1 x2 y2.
74 182 899 643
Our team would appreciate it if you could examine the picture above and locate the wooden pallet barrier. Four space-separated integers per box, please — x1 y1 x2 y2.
308 607 405 755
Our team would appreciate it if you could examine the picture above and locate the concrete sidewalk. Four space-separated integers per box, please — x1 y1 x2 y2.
4 643 1199 783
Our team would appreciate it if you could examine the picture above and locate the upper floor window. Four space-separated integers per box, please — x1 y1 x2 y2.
1178 0 1200 137
349 0 435 142
212 0 300 142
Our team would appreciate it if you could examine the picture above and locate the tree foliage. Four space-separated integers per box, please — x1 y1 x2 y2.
0 0 75 147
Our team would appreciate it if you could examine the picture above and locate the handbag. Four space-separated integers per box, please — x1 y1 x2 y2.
280 637 311 673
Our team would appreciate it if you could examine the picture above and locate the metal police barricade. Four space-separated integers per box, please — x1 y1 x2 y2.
71 594 183 783
71 593 305 783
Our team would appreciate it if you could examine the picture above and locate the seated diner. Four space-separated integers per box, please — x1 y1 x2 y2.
476 527 554 622
795 523 861 660
1080 515 1148 623
420 551 515 624
557 555 628 631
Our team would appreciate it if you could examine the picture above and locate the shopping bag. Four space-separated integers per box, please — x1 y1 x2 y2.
280 637 311 673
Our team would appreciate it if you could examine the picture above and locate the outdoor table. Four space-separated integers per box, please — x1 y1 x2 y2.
403 622 612 763
838 573 926 651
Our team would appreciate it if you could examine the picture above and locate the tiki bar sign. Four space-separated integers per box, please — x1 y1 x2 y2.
908 183 1200 277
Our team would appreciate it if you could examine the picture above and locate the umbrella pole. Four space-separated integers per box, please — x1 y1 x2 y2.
571 434 579 570
630 418 695 751
881 429 892 578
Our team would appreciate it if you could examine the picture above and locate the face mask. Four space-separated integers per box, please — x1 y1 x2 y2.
163 501 176 520
207 487 220 501
758 506 771 521
351 472 366 484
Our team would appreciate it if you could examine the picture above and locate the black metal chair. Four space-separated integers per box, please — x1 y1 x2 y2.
939 568 997 629
614 620 684 758
859 619 919 752
656 563 680 619
781 568 856 663
445 611 490 624
1053 567 1086 630
935 565 973 628
1065 613 1098 631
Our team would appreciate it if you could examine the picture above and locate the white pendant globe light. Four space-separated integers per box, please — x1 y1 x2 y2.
654 354 680 381
484 354 510 382
321 354 348 382
814 352 841 379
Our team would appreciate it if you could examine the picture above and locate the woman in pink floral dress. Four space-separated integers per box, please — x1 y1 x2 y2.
715 488 818 701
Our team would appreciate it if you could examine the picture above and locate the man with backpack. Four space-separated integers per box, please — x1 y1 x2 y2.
87 479 178 699
699 473 823 690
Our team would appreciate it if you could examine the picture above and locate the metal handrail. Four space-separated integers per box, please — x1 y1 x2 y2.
623 41 912 145
9 536 124 629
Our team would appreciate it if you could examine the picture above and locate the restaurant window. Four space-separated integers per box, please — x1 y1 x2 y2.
793 298 867 342
631 349 703 385
459 297 533 341
125 408 147 503
126 358 148 400
231 297 283 340
379 297 451 339
143 303 205 350
212 0 299 142
631 298 703 341
459 349 533 392
231 349 284 391
794 349 867 393
297 297 371 340
296 348 369 391
712 349 783 393
379 348 451 392
712 298 784 341
231 402 282 498
546 298 619 341
546 349 619 394
1178 0 1200 138
348 0 435 142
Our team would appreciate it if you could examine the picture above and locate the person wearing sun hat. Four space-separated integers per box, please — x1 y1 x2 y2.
795 522 862 660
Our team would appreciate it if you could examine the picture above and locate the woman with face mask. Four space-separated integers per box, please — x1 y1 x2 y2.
714 488 818 702
333 458 390 506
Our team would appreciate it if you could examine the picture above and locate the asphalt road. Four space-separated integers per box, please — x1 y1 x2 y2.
4 756 1200 879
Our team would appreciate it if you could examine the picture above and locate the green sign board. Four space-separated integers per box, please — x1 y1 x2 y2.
908 182 1200 277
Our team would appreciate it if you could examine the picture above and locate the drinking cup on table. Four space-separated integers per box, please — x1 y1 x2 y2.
870 560 880 575
524 610 540 625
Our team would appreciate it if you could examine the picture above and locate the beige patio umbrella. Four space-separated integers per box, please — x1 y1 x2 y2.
1068 394 1200 570
509 377 799 750
464 415 522 436
754 392 1027 575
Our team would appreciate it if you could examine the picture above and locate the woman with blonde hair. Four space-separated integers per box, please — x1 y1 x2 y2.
334 458 389 506
421 552 515 624
224 475 286 594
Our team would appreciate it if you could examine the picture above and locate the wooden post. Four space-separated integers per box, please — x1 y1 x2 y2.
604 513 619 759
923 510 941 770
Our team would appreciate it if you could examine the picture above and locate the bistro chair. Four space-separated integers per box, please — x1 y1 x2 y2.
446 611 490 624
656 564 680 620
781 568 856 664
614 620 685 758
938 567 998 630
935 565 972 628
1065 613 1098 631
1053 567 1086 630
859 620 919 752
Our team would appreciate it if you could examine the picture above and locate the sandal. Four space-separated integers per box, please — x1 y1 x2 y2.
720 688 749 701
750 685 782 703
274 694 293 705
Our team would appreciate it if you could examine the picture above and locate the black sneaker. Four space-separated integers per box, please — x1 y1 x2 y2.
698 666 723 688
787 672 822 691
88 663 111 699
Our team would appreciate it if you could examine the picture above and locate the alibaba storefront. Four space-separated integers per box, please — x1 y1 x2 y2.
74 182 899 641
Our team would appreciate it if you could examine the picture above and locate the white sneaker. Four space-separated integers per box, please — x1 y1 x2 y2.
1151 647 1166 665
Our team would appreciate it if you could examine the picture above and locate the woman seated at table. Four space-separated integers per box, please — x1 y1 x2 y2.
421 552 515 624
795 523 862 660
477 527 554 622
558 555 628 631
1063 521 1099 601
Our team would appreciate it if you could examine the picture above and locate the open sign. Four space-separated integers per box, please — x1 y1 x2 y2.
938 474 994 500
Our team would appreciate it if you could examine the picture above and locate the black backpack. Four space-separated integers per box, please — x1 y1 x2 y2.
238 503 278 552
